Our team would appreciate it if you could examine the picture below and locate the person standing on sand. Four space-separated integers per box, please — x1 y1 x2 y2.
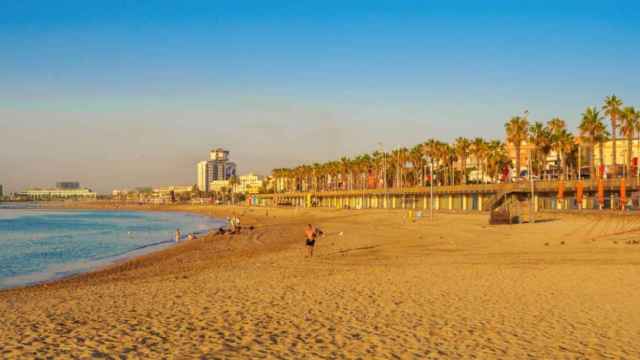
175 228 181 243
234 216 241 232
304 224 324 258
227 216 236 234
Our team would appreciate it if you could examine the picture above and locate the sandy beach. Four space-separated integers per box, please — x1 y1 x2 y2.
2 205 640 358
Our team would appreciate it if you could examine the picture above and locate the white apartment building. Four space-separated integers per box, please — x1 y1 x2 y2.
21 188 97 200
210 180 230 193
197 161 209 192
196 148 237 193
237 173 264 194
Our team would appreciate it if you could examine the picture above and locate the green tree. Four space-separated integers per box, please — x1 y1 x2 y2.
556 130 575 180
603 94 623 170
470 138 488 183
422 139 441 185
620 106 639 177
505 116 529 177
547 117 566 169
529 122 552 177
454 137 471 184
229 176 240 204
486 140 509 182
579 106 606 178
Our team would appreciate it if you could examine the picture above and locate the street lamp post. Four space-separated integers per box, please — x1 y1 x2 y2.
430 160 434 221
523 109 535 224
362 173 366 209
529 149 535 223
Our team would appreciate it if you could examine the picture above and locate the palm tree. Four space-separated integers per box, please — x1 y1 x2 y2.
454 137 471 184
579 106 605 179
407 144 424 186
391 147 410 188
326 161 340 190
339 157 351 190
620 106 639 178
354 154 373 189
556 130 575 180
529 122 552 178
422 139 440 185
547 117 566 135
444 144 457 185
505 116 529 177
371 151 384 189
433 142 449 185
603 94 623 171
486 140 509 182
228 175 240 203
547 117 566 170
471 137 487 183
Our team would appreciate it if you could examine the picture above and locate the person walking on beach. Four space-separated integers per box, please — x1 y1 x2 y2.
175 228 181 243
304 224 324 258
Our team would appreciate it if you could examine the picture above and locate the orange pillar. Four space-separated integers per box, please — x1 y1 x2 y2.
620 178 627 210
597 179 605 209
576 181 584 209
557 181 565 210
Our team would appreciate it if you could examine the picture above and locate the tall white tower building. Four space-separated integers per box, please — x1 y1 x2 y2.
197 161 209 192
196 148 237 193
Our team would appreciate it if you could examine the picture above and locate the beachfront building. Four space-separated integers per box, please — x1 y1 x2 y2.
592 140 640 170
236 173 264 194
505 141 536 176
210 180 230 193
19 183 97 200
153 185 194 196
111 188 156 202
195 148 237 193
505 141 564 178
150 185 195 204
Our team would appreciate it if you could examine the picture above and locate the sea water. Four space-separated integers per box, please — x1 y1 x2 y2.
0 204 224 289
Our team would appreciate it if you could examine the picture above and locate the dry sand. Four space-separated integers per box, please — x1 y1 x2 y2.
2 205 640 358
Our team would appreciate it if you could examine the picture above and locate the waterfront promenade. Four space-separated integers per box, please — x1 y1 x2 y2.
256 178 639 212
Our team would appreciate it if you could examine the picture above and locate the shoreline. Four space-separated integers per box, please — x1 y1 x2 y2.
0 204 227 293
2 202 636 295
0 203 309 296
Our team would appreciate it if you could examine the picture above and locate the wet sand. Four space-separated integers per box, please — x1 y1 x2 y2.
1 205 640 358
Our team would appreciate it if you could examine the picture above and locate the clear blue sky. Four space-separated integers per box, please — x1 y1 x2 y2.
1 1 639 193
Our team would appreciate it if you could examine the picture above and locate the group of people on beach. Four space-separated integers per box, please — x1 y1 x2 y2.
177 217 324 259
226 215 241 234
174 214 244 243
174 228 198 243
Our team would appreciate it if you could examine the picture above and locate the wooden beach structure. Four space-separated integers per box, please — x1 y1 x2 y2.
254 179 639 216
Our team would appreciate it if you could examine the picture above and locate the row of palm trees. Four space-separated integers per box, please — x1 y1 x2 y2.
272 139 512 193
273 95 639 193
507 95 639 179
